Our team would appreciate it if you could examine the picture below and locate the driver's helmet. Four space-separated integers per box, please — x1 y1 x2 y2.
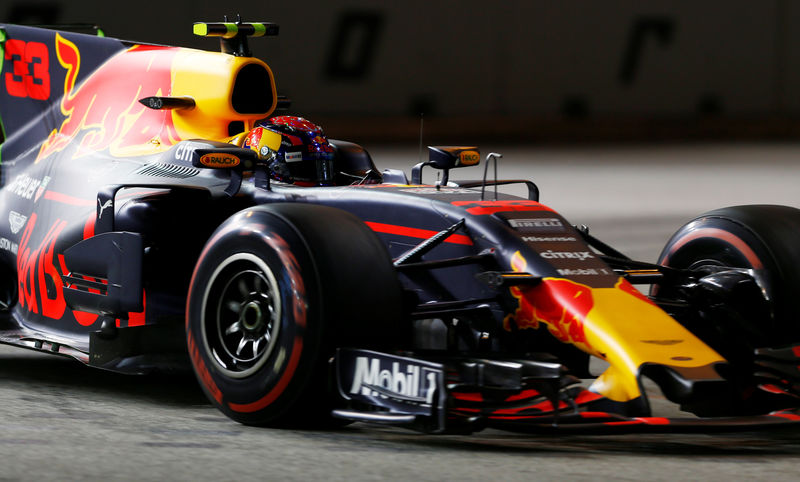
245 116 335 186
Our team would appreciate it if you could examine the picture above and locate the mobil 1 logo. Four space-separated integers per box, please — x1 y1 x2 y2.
336 348 444 416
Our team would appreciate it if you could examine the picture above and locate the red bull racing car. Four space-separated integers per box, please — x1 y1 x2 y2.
2 20 800 434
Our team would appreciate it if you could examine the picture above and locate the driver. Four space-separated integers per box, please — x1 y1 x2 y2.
243 116 336 186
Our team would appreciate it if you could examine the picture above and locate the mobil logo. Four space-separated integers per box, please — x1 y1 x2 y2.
349 357 438 405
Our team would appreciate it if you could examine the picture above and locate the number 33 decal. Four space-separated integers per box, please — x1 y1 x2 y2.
4 39 50 100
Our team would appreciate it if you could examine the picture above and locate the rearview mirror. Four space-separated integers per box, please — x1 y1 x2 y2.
411 146 480 184
428 146 480 170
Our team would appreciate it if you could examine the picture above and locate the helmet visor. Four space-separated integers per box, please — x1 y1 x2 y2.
284 149 335 185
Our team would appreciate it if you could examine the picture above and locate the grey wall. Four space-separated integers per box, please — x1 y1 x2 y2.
4 1 799 122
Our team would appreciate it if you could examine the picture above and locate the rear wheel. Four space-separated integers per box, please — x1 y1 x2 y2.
187 203 403 425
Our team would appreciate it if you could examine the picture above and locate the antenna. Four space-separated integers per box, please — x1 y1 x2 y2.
418 112 424 165
481 152 503 201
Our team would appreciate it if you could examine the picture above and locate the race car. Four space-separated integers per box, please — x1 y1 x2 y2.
1 19 800 434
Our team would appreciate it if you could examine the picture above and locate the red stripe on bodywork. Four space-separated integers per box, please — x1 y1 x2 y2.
573 390 604 404
117 189 167 200
760 384 788 395
365 221 473 245
44 189 167 210
770 411 800 421
43 190 95 206
636 417 670 425
492 399 569 415
577 411 613 418
452 392 483 402
505 389 540 402
451 200 553 216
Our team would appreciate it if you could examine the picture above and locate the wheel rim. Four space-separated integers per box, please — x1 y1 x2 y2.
201 253 281 379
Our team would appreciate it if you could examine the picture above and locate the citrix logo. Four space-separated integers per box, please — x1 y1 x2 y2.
540 250 594 261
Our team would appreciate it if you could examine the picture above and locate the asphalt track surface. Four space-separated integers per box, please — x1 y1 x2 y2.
1 143 800 480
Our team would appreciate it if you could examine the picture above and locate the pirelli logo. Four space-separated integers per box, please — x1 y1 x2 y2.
508 218 565 232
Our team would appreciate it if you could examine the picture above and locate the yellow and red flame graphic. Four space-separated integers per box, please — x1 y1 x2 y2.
503 252 729 404
503 251 594 353
37 35 181 161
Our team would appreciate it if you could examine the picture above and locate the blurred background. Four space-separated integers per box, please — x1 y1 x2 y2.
3 1 800 263
4 0 800 143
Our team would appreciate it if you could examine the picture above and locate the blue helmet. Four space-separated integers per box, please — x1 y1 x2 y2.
256 116 335 186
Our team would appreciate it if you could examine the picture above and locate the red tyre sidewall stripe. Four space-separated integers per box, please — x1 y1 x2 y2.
664 227 764 269
226 230 308 413
187 330 223 404
186 210 314 415
185 221 246 406
227 337 304 413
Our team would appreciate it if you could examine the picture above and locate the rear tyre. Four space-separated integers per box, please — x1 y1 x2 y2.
187 203 402 425
656 204 800 354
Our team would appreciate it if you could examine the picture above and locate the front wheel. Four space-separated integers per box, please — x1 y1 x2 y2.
655 204 800 357
187 203 403 425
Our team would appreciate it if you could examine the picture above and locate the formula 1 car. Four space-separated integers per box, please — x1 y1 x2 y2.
2 20 800 434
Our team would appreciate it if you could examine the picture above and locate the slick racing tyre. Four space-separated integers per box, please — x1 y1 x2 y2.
187 203 403 426
655 204 800 353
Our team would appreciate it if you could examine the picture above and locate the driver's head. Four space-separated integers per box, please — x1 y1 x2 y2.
247 116 335 186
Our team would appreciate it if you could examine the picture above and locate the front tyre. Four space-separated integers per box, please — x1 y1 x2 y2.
656 204 800 354
187 204 402 425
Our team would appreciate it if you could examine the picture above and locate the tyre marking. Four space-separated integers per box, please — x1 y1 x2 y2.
186 222 245 326
227 232 307 413
187 330 223 404
188 212 310 414
663 227 763 269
